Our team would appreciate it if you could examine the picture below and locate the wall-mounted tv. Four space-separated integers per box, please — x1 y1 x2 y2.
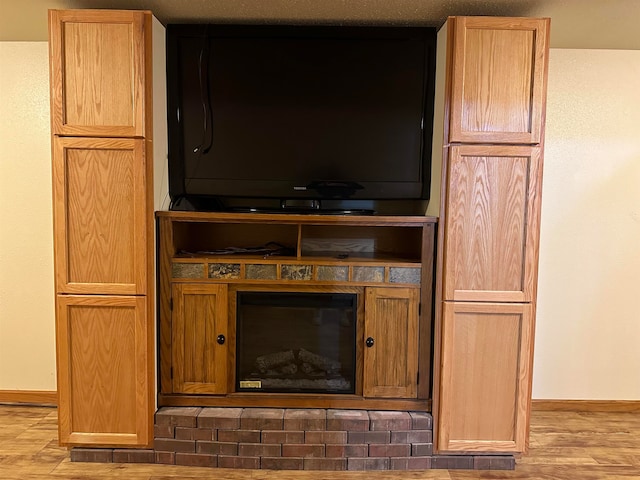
166 24 437 213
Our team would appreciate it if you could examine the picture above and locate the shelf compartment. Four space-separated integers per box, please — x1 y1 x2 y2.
172 222 299 258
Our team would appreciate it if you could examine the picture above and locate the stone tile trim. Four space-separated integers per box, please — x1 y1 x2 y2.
316 265 349 281
281 264 313 280
351 266 385 283
389 266 421 284
70 408 515 471
173 261 421 287
171 263 205 279
208 263 241 279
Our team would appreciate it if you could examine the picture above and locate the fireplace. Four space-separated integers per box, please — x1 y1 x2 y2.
236 291 357 394
158 213 435 411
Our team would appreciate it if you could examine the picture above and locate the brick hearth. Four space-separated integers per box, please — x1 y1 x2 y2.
70 407 515 471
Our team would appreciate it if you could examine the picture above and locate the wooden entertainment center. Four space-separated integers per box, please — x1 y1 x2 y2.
157 212 437 410
48 8 549 465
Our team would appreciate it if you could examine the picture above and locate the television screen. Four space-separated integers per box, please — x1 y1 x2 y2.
166 25 436 211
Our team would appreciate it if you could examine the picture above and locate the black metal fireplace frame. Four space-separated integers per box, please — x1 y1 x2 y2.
235 291 358 394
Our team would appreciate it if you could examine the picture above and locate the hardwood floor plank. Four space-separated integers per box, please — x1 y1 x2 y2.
1 405 640 479
0 439 53 455
518 452 601 465
589 451 640 467
248 472 453 480
450 464 640 479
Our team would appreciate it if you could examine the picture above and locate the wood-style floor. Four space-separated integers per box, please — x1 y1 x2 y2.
1 405 640 479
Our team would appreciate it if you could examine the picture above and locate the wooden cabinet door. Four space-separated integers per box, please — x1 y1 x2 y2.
56 295 151 447
448 16 549 144
437 301 533 453
172 283 229 394
363 287 419 398
48 9 148 137
443 145 542 303
52 137 147 295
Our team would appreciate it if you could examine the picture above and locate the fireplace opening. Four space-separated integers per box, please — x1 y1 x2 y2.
236 291 357 394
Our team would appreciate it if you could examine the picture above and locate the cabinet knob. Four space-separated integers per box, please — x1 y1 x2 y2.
217 334 226 345
365 337 374 348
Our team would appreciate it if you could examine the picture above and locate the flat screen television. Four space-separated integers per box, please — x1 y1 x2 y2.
166 24 437 213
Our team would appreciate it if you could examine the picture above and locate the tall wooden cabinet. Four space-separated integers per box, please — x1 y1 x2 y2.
49 10 155 447
434 17 550 454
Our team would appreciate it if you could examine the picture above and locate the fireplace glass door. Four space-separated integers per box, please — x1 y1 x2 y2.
236 291 357 394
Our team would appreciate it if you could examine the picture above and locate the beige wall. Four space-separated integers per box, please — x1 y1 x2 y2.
533 49 640 399
0 42 56 390
152 18 170 212
424 23 446 218
0 21 167 393
1 41 639 400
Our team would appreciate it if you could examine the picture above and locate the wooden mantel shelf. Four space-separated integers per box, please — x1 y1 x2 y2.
156 210 438 226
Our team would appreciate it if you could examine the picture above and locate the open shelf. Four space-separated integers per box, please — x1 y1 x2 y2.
160 211 434 264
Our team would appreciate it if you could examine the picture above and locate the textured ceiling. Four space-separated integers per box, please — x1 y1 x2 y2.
1 0 639 50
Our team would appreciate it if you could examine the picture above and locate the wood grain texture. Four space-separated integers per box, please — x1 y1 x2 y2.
363 287 419 398
157 216 175 394
417 222 435 400
48 9 147 136
157 210 438 226
449 16 550 144
0 390 57 405
4 406 640 478
159 394 429 411
443 145 541 303
430 145 451 455
142 14 154 140
354 288 366 397
437 302 533 453
226 285 238 393
56 295 149 447
173 257 422 269
172 284 229 394
53 137 147 295
142 137 155 446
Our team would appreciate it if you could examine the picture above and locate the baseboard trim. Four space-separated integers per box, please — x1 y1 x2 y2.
3 393 638 412
532 399 640 412
0 390 57 406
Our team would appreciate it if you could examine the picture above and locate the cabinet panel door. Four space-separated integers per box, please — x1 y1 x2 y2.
56 295 151 447
443 145 542 302
363 287 419 398
448 16 549 144
437 301 533 453
53 137 147 295
172 283 229 394
48 9 148 137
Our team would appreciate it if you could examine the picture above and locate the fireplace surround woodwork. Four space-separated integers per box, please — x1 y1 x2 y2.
157 211 437 412
49 8 549 462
